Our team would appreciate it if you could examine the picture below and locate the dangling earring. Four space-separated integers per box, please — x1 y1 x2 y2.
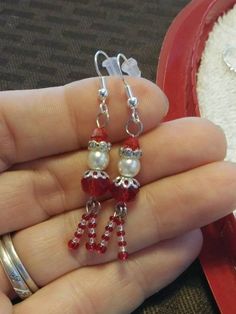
68 50 112 252
96 53 143 261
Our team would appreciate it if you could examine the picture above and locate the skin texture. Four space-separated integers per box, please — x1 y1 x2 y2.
0 77 235 314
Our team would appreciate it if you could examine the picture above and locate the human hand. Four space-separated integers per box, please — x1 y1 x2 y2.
0 77 235 314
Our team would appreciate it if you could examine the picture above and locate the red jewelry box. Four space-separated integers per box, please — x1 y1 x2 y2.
156 0 236 313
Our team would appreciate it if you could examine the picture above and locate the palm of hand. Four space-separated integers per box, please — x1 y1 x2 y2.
0 77 235 314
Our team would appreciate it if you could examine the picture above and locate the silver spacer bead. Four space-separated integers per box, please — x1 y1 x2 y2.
104 231 110 237
98 88 108 100
88 140 111 152
119 147 142 159
127 96 138 108
117 225 123 232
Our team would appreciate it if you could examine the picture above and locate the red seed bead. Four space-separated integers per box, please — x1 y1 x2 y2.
105 226 113 232
123 136 140 150
88 223 97 228
116 218 124 226
118 251 129 261
78 223 86 230
68 239 80 250
102 234 110 241
81 176 110 197
110 183 139 202
82 213 90 221
88 233 96 238
109 215 115 221
117 231 125 236
74 231 83 238
86 242 97 251
118 241 127 247
97 244 107 254
91 127 108 142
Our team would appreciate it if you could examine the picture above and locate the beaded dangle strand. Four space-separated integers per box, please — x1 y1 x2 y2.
68 51 112 252
97 53 143 261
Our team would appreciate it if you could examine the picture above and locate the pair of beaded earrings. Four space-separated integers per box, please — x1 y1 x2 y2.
68 51 143 261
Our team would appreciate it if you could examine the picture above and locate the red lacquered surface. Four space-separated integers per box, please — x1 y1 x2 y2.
156 0 236 313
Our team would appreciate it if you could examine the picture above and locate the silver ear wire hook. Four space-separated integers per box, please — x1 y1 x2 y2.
94 50 111 128
116 53 128 80
94 50 110 77
94 50 110 99
117 53 143 138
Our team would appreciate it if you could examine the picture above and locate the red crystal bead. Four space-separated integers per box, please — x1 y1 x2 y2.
97 244 107 254
118 251 129 261
81 176 110 197
86 242 97 251
68 239 79 250
91 127 108 142
123 136 140 150
110 183 139 202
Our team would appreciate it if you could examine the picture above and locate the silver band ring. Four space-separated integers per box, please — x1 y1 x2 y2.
2 234 39 293
0 234 39 299
0 238 32 299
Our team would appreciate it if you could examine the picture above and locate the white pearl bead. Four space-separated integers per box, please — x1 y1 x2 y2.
88 151 109 170
118 158 140 177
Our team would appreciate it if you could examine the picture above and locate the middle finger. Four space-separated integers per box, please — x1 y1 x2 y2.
0 117 226 234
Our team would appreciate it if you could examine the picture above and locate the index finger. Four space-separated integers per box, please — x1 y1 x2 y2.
0 77 168 171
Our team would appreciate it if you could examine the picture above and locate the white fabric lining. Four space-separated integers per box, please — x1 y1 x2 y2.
197 4 236 163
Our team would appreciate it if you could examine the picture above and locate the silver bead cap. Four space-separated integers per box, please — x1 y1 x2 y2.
113 176 140 189
83 169 109 179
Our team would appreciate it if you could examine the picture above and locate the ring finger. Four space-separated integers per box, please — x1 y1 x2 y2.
1 160 236 296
